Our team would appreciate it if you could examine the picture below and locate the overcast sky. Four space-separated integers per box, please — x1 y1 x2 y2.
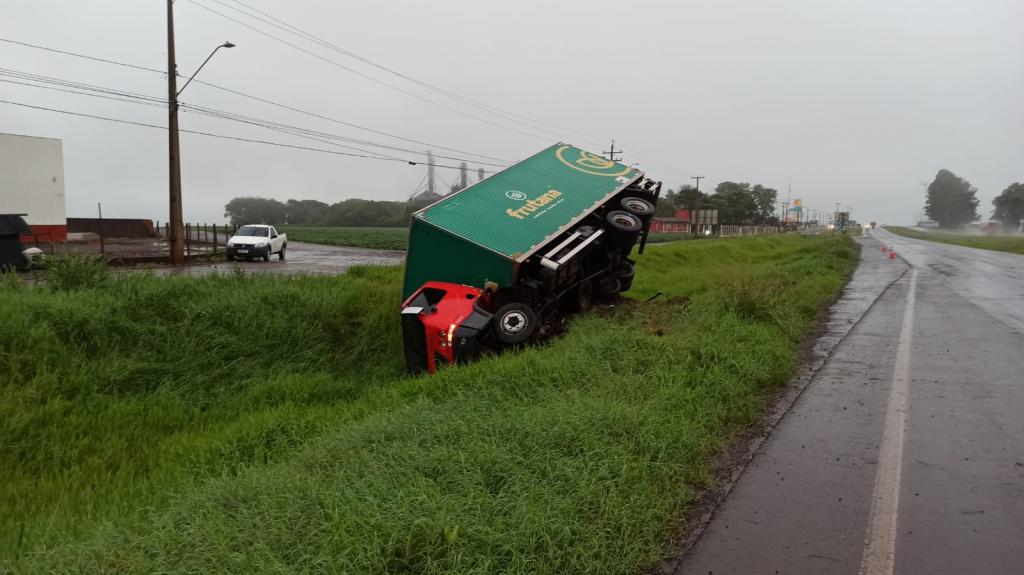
2 0 1022 225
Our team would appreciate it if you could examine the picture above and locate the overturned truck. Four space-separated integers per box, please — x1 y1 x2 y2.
401 144 661 374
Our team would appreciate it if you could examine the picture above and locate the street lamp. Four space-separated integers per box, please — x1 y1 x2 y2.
167 0 236 264
177 42 235 96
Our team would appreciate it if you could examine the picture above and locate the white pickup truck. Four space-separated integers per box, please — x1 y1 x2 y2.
226 224 287 261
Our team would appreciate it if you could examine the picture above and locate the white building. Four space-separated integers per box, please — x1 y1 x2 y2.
0 133 67 241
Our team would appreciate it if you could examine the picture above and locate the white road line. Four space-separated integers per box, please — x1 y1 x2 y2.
859 269 917 575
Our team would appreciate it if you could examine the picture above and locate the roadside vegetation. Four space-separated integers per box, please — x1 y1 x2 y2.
886 226 1024 255
2 234 857 573
278 225 408 250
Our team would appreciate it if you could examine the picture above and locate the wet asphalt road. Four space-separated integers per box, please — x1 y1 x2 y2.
155 240 404 276
676 230 1024 574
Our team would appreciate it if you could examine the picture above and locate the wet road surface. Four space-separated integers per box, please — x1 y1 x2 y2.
675 231 1024 574
154 241 404 276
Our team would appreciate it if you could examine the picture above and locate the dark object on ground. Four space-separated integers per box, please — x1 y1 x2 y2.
0 214 33 271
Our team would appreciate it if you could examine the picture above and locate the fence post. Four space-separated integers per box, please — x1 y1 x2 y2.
186 223 191 257
213 224 218 253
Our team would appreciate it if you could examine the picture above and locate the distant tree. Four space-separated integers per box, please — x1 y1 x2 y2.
325 198 409 227
751 184 779 224
709 181 758 224
654 189 677 217
924 169 979 228
670 184 707 226
992 183 1024 227
223 197 287 226
284 199 330 225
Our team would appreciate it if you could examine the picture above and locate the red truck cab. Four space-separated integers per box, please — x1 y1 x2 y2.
400 282 494 374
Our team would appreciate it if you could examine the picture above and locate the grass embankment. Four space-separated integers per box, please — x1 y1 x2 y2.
279 225 408 250
2 234 857 573
886 226 1024 254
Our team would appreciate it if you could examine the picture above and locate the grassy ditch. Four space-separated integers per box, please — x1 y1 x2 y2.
279 225 408 250
886 226 1024 254
2 234 857 573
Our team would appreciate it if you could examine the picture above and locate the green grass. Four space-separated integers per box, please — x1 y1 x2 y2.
279 225 408 250
1 234 857 573
886 226 1024 254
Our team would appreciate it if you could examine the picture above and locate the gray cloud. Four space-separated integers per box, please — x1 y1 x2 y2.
2 0 1021 226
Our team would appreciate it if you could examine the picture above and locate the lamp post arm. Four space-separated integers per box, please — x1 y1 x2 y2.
177 44 228 97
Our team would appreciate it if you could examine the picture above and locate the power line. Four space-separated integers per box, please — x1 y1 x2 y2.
188 0 564 144
211 0 608 145
0 65 508 167
0 98 487 171
0 36 510 163
0 37 164 74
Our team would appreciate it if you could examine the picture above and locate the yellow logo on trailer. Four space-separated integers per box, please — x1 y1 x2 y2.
506 190 563 220
555 145 633 177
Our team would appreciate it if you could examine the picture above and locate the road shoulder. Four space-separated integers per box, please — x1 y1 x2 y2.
658 236 909 573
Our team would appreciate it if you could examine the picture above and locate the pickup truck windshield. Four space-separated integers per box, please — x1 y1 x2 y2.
236 226 269 237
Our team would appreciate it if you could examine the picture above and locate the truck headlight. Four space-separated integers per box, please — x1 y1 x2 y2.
256 241 268 248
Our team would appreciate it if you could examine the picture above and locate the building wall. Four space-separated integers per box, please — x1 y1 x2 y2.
0 133 67 242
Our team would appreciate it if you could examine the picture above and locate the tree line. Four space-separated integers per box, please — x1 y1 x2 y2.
655 181 780 225
924 169 1023 230
223 193 443 227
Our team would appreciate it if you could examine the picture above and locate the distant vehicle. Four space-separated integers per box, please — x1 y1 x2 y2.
870 221 877 229
918 220 939 229
400 144 660 374
226 224 286 261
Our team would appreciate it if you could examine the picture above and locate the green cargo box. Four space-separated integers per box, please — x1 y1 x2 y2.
402 144 642 300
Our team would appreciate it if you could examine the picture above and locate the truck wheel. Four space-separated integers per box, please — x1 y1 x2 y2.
263 248 271 262
614 260 635 282
493 303 538 345
605 210 642 233
570 281 594 312
227 254 235 262
278 244 286 261
597 274 621 295
620 196 655 220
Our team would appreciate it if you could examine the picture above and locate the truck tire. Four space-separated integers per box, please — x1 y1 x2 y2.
614 260 635 282
278 243 287 261
227 254 235 262
597 274 621 295
605 210 642 233
493 303 538 345
569 281 594 312
620 196 655 220
263 247 271 262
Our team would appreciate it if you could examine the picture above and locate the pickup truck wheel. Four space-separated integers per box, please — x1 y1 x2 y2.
227 254 235 262
493 303 538 345
263 247 271 262
278 244 286 261
620 196 655 219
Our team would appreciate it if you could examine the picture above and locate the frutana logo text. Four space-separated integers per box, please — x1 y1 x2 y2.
506 189 562 220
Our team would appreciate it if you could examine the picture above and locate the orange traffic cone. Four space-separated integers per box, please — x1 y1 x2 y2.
889 250 896 260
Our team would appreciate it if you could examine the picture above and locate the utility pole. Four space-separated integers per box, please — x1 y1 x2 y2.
690 175 705 236
167 0 184 264
603 139 622 162
458 162 468 192
477 167 485 183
